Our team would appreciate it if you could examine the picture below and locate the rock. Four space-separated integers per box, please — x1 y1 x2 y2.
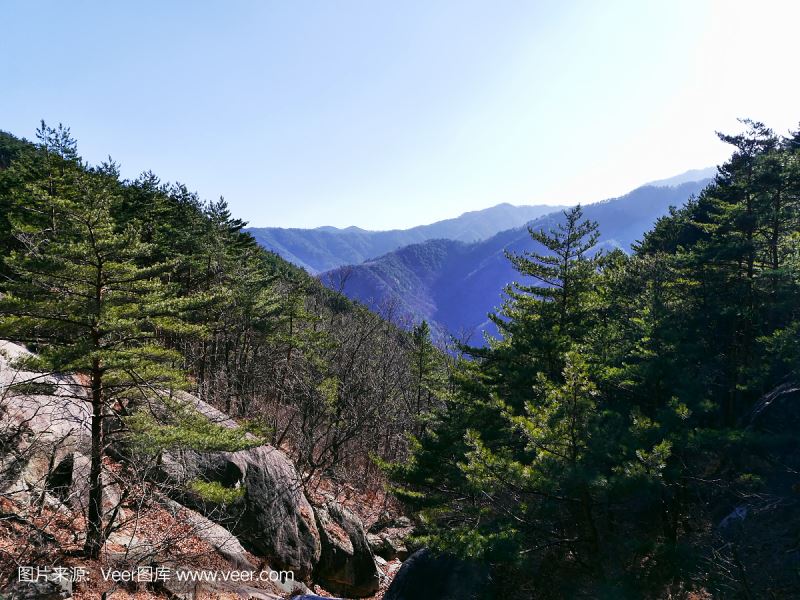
0 341 90 505
383 548 489 600
150 393 322 580
229 446 321 579
159 566 293 600
172 444 321 579
160 496 255 569
0 345 322 590
62 453 122 521
105 530 157 563
0 342 90 447
367 528 411 561
367 512 411 533
366 515 413 561
158 560 310 599
0 342 119 531
367 513 414 560
383 532 409 560
313 498 381 597
161 475 315 597
395 516 412 528
2 575 72 600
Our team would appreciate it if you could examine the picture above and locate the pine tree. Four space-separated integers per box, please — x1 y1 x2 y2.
460 353 609 568
482 204 602 407
506 205 600 336
0 137 207 557
392 206 609 579
406 320 445 433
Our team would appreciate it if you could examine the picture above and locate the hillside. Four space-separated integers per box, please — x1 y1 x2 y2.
0 125 437 598
321 180 712 341
247 203 564 273
392 121 800 599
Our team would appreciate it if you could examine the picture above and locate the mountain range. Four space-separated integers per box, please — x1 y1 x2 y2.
246 203 565 273
645 166 716 187
317 178 712 342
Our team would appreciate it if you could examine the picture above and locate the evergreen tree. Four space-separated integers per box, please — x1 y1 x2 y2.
406 320 446 434
394 132 800 595
392 206 611 592
459 354 616 584
0 135 209 557
506 204 601 338
481 205 602 404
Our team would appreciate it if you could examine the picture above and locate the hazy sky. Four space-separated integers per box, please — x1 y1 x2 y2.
2 1 799 230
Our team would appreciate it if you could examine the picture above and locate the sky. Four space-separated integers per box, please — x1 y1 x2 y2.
2 1 799 230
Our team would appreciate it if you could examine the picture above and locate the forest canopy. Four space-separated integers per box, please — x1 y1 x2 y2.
0 123 448 559
390 120 800 598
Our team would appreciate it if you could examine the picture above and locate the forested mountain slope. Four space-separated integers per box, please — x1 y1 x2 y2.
0 126 443 489
391 120 800 598
247 202 564 273
0 125 447 595
322 180 711 341
2 119 798 600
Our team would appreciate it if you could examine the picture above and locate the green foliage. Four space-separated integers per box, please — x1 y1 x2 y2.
394 120 800 597
0 138 205 389
187 479 245 504
405 320 447 432
0 124 221 556
0 123 281 557
0 122 428 562
5 115 799 597
125 395 264 454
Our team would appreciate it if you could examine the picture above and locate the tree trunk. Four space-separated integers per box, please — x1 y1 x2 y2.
83 362 105 558
580 487 604 580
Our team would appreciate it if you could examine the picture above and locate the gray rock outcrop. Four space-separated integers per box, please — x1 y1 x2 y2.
313 498 380 597
0 341 90 506
0 342 353 592
166 443 321 579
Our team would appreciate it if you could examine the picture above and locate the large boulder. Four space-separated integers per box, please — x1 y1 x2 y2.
153 393 322 579
0 344 323 586
0 341 90 506
233 446 321 578
168 444 321 580
313 498 381 597
367 515 413 561
383 548 489 600
160 495 256 569
368 531 410 561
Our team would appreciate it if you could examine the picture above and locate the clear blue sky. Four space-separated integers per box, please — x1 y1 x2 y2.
2 1 799 230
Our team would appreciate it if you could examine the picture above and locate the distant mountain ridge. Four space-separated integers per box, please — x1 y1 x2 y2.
247 203 566 273
646 166 716 187
320 180 712 342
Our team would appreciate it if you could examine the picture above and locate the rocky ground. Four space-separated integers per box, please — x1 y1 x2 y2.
0 341 411 600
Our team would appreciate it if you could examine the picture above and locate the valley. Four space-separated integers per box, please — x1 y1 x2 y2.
303 179 710 341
